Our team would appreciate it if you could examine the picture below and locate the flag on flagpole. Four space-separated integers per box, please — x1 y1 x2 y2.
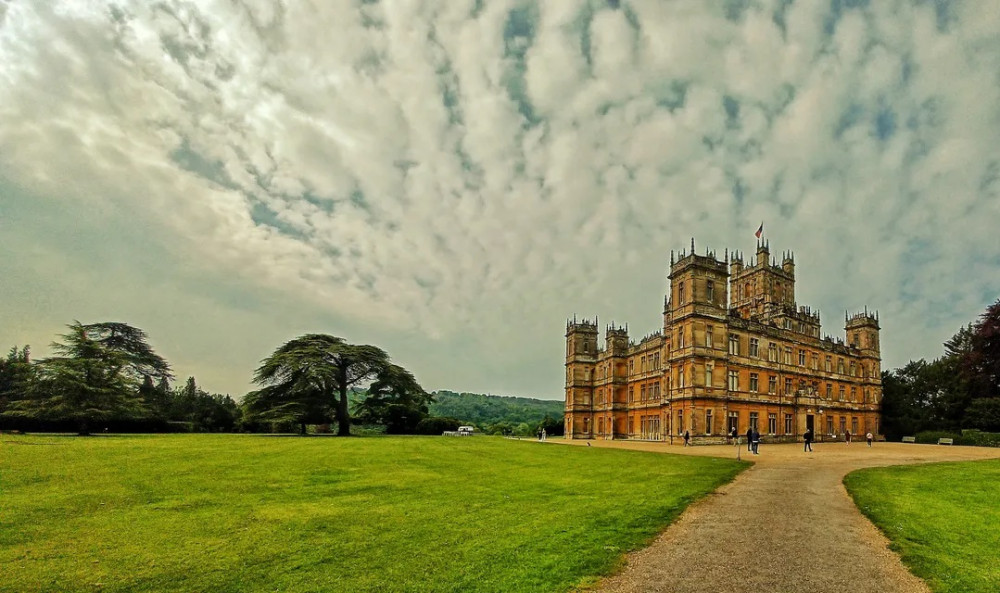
755 222 763 238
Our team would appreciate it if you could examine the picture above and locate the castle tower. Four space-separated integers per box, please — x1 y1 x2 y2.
730 239 796 321
846 310 882 433
564 318 598 438
667 241 729 435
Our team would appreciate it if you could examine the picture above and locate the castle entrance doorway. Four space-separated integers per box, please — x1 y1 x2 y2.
806 414 814 433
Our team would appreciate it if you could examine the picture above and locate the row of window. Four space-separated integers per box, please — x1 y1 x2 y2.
580 411 873 438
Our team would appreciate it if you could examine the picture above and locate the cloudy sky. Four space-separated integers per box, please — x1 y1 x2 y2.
1 0 999 399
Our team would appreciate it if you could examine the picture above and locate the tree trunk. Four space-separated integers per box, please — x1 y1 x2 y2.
300 422 307 436
337 370 351 436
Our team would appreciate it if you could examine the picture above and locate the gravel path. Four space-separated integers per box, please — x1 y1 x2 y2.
558 440 1000 593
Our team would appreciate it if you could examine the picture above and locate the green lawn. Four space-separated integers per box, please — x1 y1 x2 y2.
845 459 1000 593
0 434 746 593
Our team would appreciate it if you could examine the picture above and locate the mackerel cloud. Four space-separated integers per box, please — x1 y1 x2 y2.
1 1 998 397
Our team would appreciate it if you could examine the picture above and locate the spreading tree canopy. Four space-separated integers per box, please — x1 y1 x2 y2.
250 334 422 435
354 364 433 433
2 322 172 435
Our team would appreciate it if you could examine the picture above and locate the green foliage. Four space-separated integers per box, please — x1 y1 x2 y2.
414 416 461 434
913 430 961 444
1 322 170 435
0 434 747 593
846 460 1000 593
353 364 433 434
428 391 563 432
249 334 412 436
0 345 35 413
882 300 1000 438
958 430 1000 447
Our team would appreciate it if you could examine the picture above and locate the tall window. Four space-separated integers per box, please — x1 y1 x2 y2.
705 366 713 389
826 415 833 434
768 375 777 394
838 386 845 401
728 370 739 390
784 378 793 395
728 411 739 433
678 367 685 388
850 386 857 401
749 373 759 393
706 280 715 302
840 417 847 433
783 347 792 365
768 413 777 434
838 358 846 374
849 361 856 376
729 334 740 355
768 342 778 362
677 410 684 433
750 338 759 358
826 383 832 398
640 384 646 401
750 412 759 431
706 326 714 348
825 356 832 372
852 417 859 434
705 410 713 435
678 328 685 348
678 282 685 303
784 414 793 434
799 349 806 366
811 353 819 370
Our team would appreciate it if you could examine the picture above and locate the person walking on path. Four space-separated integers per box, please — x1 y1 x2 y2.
804 427 814 452
729 426 737 444
537 427 543 441
846 429 852 445
751 428 760 455
541 428 547 441
683 429 690 447
866 432 873 447
746 427 753 452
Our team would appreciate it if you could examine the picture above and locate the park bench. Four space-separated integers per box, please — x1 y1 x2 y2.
937 437 954 445
901 436 916 443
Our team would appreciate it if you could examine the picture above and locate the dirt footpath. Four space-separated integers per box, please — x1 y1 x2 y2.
559 439 1000 593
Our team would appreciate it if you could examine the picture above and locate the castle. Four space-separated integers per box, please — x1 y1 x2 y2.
564 240 882 443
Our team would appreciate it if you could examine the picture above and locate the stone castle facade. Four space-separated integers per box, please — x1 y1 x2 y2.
565 240 882 443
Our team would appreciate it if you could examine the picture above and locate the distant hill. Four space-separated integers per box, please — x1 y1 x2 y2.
428 391 563 427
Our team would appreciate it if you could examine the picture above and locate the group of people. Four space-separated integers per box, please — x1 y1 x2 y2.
710 426 876 454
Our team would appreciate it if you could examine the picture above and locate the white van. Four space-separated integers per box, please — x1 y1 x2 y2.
457 426 474 436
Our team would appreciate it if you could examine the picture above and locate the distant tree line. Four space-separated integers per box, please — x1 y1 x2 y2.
0 323 433 436
426 391 564 436
881 299 1000 440
1 323 560 438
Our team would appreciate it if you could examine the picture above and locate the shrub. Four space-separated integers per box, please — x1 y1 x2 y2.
959 430 1000 447
914 430 961 444
415 416 461 435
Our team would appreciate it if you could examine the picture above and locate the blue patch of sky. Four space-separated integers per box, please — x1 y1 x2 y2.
917 0 956 32
501 4 540 126
834 103 865 138
652 79 688 112
169 138 239 190
249 200 310 241
723 0 750 22
770 0 795 38
723 95 740 128
823 0 870 35
874 106 896 140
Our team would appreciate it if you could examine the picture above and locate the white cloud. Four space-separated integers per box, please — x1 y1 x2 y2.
2 0 1000 398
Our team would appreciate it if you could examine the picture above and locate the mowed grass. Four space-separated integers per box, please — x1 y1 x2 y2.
845 459 1000 593
1 435 746 593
